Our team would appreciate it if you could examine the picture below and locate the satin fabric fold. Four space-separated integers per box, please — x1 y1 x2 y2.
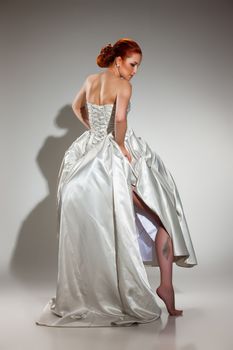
36 101 197 327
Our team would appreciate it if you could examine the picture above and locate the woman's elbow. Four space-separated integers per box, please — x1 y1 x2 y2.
72 105 80 119
72 103 80 113
72 103 77 113
115 114 127 123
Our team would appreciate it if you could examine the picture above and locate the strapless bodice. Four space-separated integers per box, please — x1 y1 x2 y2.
85 101 131 145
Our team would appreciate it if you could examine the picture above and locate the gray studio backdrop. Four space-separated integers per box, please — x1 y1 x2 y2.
1 0 232 288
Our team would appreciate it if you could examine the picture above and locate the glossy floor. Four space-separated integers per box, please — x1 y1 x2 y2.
1 265 232 350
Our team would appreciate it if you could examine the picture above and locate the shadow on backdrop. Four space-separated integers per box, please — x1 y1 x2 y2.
9 104 87 287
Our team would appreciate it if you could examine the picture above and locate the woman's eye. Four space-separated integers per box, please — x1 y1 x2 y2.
131 64 135 67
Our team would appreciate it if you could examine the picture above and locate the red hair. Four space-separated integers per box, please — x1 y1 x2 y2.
96 37 142 68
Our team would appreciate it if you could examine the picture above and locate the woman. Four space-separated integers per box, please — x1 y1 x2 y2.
36 38 197 328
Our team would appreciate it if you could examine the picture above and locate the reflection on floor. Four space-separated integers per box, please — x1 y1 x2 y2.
1 265 232 350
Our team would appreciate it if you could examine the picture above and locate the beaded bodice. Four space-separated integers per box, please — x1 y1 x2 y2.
85 101 131 145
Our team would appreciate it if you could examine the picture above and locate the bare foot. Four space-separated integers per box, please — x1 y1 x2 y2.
156 285 183 316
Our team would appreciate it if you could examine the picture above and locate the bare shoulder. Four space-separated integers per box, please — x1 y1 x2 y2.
85 72 101 82
117 79 132 97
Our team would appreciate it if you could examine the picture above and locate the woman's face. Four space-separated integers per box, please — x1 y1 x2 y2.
117 52 142 80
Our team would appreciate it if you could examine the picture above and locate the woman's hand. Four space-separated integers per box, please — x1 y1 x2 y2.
119 145 132 163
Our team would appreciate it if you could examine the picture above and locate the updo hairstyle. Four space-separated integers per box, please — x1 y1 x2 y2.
96 37 142 68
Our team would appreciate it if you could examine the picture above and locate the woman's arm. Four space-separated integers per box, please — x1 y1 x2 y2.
114 80 132 146
72 77 90 129
114 80 132 162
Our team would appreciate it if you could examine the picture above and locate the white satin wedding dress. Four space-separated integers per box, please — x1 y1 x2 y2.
35 100 197 327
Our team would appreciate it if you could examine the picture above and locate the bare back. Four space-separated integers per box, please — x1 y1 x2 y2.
85 72 131 107
72 70 132 125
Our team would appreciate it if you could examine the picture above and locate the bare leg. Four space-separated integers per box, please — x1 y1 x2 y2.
155 227 183 316
131 187 183 316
